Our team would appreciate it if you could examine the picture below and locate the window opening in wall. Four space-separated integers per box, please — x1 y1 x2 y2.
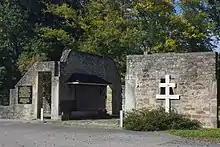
160 78 165 83
170 87 174 95
160 78 165 95
159 78 174 95
160 87 165 95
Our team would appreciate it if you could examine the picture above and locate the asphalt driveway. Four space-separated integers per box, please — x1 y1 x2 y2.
0 121 219 147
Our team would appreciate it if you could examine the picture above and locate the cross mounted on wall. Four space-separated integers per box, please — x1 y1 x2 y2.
156 75 180 113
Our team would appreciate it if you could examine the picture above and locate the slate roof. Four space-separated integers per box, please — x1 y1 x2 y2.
67 73 111 85
60 49 111 63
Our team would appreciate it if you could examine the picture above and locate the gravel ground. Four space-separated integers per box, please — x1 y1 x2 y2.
0 120 220 147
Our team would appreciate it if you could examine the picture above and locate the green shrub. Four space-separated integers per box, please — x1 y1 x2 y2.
123 108 201 131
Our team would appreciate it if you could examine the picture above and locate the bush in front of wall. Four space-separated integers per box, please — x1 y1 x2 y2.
123 107 201 131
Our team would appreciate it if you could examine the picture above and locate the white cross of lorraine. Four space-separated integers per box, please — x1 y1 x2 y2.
156 75 179 113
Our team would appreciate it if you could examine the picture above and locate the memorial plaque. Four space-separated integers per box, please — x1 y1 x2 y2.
18 86 32 104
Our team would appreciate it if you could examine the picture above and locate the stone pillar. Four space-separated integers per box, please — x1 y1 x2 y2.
9 89 16 105
51 76 60 120
125 79 136 111
33 74 39 119
106 85 112 115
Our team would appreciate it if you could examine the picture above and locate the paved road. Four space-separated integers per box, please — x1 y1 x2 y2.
0 121 220 147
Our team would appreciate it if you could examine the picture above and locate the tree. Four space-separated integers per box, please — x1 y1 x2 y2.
130 0 177 52
131 0 216 53
208 0 220 37
78 0 217 78
0 0 30 104
19 1 85 62
39 2 79 59
175 0 216 51
0 0 218 97
79 0 143 79
16 0 81 72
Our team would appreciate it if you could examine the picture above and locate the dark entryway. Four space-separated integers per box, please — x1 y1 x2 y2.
37 72 52 119
61 73 111 120
74 85 106 111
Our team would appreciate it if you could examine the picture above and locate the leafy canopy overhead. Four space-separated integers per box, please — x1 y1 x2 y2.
0 0 219 104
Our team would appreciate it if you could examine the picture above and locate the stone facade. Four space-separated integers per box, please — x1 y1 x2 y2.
125 52 219 128
0 61 59 120
0 106 14 119
0 50 122 120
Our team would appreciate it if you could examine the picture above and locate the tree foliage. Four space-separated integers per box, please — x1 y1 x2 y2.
79 0 143 77
130 0 215 52
0 0 219 104
176 0 216 51
208 0 220 37
0 0 30 104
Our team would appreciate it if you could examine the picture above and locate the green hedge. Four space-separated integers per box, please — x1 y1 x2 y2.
123 108 201 131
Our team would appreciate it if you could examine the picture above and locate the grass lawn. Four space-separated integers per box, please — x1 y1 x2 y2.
169 129 220 142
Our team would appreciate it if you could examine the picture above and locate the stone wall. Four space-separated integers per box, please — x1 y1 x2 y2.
0 105 34 120
0 61 59 120
13 105 35 120
15 61 58 120
16 61 57 86
0 106 14 119
125 52 218 128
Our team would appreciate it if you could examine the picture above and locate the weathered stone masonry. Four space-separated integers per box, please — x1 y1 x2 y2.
125 52 219 128
0 61 58 120
0 50 122 120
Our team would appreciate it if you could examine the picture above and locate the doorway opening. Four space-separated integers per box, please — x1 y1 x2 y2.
37 72 52 119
